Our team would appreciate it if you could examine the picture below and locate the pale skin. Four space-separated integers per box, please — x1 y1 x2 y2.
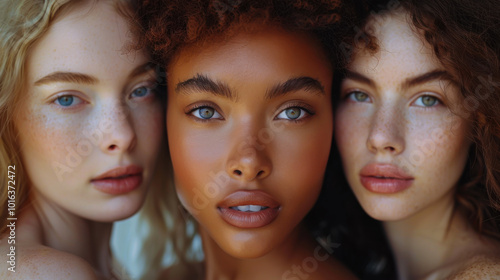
0 1 163 279
165 26 356 280
335 10 500 280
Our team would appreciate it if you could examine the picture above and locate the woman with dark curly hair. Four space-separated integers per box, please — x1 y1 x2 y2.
135 0 357 279
335 0 500 278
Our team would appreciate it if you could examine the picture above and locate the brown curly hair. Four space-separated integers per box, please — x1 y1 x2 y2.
359 0 500 243
334 1 500 278
402 0 500 241
133 0 363 278
134 0 360 68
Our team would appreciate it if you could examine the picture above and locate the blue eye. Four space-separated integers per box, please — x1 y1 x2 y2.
191 106 223 120
131 86 151 98
414 95 440 107
54 95 82 107
276 107 308 120
348 91 370 102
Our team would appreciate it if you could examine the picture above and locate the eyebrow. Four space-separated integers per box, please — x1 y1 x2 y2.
175 74 235 101
34 72 98 86
265 77 325 99
176 75 325 101
34 62 157 86
344 69 453 90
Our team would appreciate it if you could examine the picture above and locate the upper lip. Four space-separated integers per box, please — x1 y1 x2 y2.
217 190 280 209
91 165 143 181
360 163 414 180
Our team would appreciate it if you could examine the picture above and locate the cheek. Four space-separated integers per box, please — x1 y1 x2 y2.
334 105 369 164
133 104 164 154
16 106 86 173
273 118 333 201
408 114 470 188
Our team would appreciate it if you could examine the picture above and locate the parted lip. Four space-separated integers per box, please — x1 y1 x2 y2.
91 165 143 181
217 190 280 209
360 163 414 180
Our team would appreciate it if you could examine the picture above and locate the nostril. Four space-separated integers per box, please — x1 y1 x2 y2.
108 144 117 150
257 170 264 177
233 170 242 176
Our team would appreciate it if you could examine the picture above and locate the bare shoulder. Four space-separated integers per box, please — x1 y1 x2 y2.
0 244 98 280
448 255 500 280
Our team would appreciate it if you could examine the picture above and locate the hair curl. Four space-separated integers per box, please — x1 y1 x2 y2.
333 0 500 278
135 0 360 67
134 0 362 278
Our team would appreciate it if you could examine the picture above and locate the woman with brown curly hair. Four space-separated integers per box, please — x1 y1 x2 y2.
135 0 357 279
335 0 500 278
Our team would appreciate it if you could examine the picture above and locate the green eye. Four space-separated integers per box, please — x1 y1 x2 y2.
191 106 223 120
415 95 439 107
199 107 214 119
285 108 301 119
349 91 370 102
276 107 308 121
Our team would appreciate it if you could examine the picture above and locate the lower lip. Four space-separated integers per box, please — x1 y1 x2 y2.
92 174 142 195
218 207 280 228
360 176 413 194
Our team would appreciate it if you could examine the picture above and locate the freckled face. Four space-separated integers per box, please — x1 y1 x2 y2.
15 1 163 221
167 27 333 258
335 12 471 221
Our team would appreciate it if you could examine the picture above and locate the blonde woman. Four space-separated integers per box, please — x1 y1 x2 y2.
0 0 177 278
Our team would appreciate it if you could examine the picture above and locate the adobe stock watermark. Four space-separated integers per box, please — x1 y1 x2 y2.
282 235 340 280
188 120 286 215
51 100 146 182
397 74 499 174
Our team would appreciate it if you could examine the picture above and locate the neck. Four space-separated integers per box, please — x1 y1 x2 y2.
200 224 317 280
30 191 114 278
383 191 485 280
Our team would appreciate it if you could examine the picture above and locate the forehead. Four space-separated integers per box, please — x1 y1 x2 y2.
168 27 332 85
27 1 144 83
350 11 442 78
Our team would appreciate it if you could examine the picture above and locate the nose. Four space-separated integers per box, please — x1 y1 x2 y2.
99 103 136 154
367 105 405 155
225 129 272 182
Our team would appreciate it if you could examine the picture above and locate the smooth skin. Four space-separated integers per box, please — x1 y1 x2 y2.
166 26 355 279
335 10 500 280
0 1 163 279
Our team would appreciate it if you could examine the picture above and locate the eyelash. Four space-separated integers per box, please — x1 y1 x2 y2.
345 90 371 103
186 103 224 122
344 90 444 109
186 102 315 123
51 93 87 110
274 103 315 123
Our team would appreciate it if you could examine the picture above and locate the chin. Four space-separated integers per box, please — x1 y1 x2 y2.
359 199 415 222
92 194 146 222
220 239 274 259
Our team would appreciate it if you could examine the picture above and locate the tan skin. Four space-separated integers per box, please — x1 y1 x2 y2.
166 25 356 279
335 11 500 280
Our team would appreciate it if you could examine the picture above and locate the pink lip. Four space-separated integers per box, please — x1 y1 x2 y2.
359 163 414 194
91 165 143 195
217 190 281 229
